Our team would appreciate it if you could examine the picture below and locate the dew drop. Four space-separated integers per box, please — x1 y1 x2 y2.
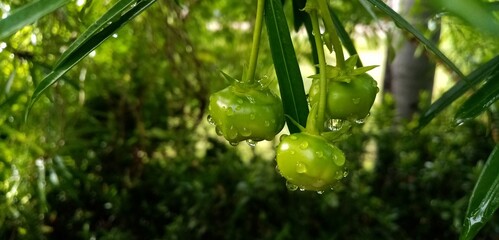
326 119 344 131
317 191 324 195
299 187 306 191
229 141 239 146
290 150 296 155
332 155 344 166
228 126 238 139
215 127 223 136
289 135 298 140
354 118 366 124
246 139 257 147
352 98 361 104
250 113 256 120
330 187 335 191
296 162 307 173
343 169 349 177
264 120 271 127
207 115 215 125
316 151 324 158
240 127 252 137
286 181 298 191
299 141 309 149
237 99 244 104
227 108 234 116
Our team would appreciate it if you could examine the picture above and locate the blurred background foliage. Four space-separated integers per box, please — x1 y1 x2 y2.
0 0 498 239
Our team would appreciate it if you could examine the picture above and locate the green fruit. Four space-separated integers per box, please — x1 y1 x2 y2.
326 73 378 120
208 84 285 144
276 133 346 191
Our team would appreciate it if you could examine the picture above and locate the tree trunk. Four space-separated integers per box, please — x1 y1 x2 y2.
384 0 440 120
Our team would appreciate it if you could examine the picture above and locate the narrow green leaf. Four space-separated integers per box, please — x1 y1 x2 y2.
291 0 307 31
418 56 499 128
455 71 499 124
55 0 137 68
329 9 362 67
265 0 309 133
0 0 70 40
25 0 157 121
460 145 499 240
365 0 465 80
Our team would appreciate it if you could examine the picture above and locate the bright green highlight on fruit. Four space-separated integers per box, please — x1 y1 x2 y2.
208 84 285 144
276 133 346 191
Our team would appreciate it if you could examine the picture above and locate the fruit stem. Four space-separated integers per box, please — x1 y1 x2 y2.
245 0 265 84
309 10 328 133
317 0 345 69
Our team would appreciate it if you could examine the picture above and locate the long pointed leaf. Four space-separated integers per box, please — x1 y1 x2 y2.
0 0 70 40
25 0 157 121
460 145 499 240
265 0 309 133
418 56 499 128
55 0 137 68
455 71 499 123
365 0 465 80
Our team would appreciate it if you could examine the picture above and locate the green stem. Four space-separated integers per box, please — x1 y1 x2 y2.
317 0 345 69
245 0 265 83
308 10 328 133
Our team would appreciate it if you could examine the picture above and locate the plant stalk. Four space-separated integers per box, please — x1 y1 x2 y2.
317 0 345 69
245 0 266 83
309 10 328 133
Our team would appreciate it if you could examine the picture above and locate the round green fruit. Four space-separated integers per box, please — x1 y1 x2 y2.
276 133 346 191
208 85 285 144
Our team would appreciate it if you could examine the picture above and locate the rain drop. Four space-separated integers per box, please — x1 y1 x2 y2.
250 113 256 120
286 181 298 191
240 127 252 137
352 98 361 104
296 162 307 173
316 151 324 158
326 119 344 131
215 127 223 136
228 126 238 139
299 141 309 149
343 169 349 177
354 118 366 124
227 108 234 116
264 120 271 127
207 115 215 125
237 99 244 104
299 187 306 191
335 170 343 180
316 191 324 195
229 141 239 146
246 139 257 147
289 135 298 140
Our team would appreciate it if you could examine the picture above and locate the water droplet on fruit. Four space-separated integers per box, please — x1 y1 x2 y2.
207 115 215 125
326 119 344 131
290 150 296 155
237 99 244 104
264 120 270 127
289 135 298 140
343 169 349 177
240 127 252 137
330 187 335 191
216 128 223 137
333 155 344 166
296 162 307 173
250 114 256 120
316 151 324 158
286 181 298 191
228 126 238 139
246 139 257 147
352 98 361 104
229 141 239 146
299 141 309 149
227 108 234 116
299 187 306 191
316 191 324 195
354 118 366 124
